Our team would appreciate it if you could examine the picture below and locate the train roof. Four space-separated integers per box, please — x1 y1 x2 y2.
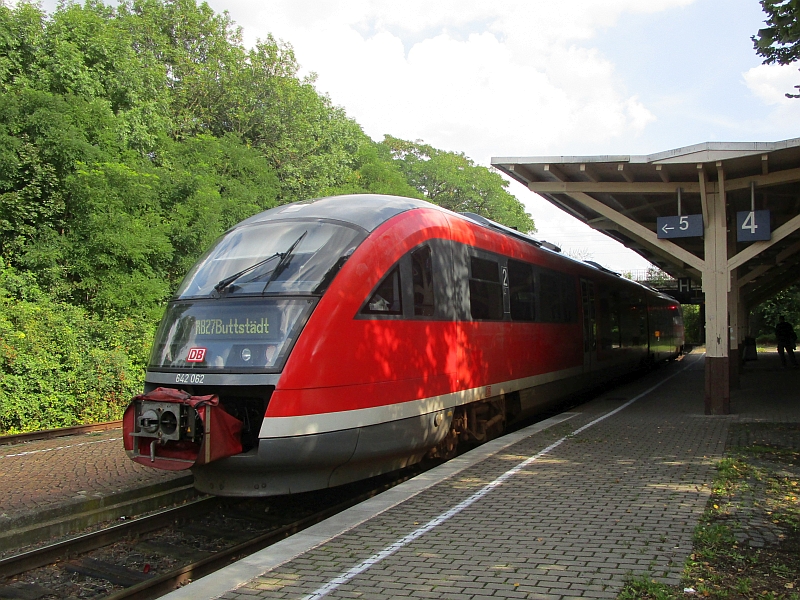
235 194 432 232
238 194 563 250
235 194 680 304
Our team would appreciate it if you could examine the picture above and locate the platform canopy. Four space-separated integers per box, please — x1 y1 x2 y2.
492 138 800 415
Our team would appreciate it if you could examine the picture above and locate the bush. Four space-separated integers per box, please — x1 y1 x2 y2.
0 261 151 433
682 304 703 344
756 334 777 346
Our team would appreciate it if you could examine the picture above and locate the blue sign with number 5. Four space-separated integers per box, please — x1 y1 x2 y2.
656 214 704 239
736 210 771 242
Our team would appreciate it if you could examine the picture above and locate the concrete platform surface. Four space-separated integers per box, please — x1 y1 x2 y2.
162 350 800 600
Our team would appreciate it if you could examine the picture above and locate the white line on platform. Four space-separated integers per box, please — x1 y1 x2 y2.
303 356 700 600
160 354 700 600
162 413 580 600
0 437 122 459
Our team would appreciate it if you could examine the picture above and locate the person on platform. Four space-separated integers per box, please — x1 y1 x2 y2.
775 315 798 368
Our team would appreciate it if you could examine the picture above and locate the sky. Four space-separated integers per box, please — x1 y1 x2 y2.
43 0 800 271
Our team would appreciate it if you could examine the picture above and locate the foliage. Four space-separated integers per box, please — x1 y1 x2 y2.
382 136 535 233
644 266 671 286
617 576 680 600
0 0 534 433
682 304 702 345
0 259 150 432
753 0 800 97
751 284 800 340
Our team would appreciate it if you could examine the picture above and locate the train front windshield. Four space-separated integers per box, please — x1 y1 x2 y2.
149 219 365 372
175 220 364 298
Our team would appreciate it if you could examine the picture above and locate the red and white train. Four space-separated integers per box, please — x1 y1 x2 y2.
124 194 683 496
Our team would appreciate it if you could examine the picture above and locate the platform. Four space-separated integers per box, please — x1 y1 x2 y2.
0 425 186 530
161 350 800 600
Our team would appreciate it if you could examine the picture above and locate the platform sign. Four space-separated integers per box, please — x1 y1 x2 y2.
656 214 704 239
736 210 771 242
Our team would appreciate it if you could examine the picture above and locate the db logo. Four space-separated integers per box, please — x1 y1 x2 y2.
186 347 207 363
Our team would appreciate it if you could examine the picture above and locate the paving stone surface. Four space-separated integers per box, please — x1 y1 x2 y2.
215 354 724 599
0 429 183 523
731 349 800 428
6 348 798 599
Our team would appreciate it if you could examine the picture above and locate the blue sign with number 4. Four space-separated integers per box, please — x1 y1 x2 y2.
736 210 771 242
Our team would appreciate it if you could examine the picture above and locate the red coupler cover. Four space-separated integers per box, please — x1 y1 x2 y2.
124 387 243 471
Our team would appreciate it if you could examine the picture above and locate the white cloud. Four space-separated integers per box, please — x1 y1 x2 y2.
743 63 800 105
740 63 800 136
33 0 695 270
214 0 695 270
233 0 683 165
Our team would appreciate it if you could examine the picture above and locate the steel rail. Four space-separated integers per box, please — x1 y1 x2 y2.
0 421 123 446
0 497 218 579
104 473 419 600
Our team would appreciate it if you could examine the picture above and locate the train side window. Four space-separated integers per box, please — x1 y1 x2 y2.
361 267 403 315
609 291 621 348
539 271 563 322
411 246 435 316
538 270 577 323
561 275 577 322
469 256 503 320
597 285 621 349
508 259 535 321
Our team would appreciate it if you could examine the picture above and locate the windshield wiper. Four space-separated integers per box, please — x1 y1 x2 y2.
261 231 307 293
312 247 355 294
214 252 281 293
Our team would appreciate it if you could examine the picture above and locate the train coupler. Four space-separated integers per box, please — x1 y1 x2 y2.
123 387 243 471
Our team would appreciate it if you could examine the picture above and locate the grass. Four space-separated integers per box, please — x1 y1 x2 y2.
618 426 800 599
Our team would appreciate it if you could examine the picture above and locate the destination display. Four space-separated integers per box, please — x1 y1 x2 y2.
148 297 315 371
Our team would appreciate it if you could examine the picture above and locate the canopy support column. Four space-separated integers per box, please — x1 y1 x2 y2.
729 270 740 389
703 167 730 414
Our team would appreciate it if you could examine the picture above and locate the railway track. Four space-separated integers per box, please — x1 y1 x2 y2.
0 467 423 600
0 421 123 446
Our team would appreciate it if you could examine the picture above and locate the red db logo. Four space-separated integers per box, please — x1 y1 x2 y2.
186 347 207 363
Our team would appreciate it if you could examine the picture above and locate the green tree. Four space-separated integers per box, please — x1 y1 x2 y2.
329 140 422 198
753 0 800 97
682 304 702 345
0 0 541 432
751 284 800 340
0 259 150 433
382 136 535 232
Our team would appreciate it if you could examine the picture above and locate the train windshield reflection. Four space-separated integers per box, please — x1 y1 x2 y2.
175 220 364 298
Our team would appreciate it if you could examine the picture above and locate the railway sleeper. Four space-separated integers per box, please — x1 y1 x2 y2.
0 582 54 599
64 557 153 588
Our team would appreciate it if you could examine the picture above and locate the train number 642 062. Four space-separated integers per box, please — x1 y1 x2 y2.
176 373 204 384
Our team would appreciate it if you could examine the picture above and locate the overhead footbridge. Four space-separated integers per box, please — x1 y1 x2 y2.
492 138 800 415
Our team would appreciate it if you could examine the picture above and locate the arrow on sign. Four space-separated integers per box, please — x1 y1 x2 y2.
656 214 703 239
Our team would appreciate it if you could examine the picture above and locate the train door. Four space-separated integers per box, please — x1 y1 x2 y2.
581 279 596 372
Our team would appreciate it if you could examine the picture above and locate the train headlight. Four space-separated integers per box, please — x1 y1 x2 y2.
241 348 252 362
